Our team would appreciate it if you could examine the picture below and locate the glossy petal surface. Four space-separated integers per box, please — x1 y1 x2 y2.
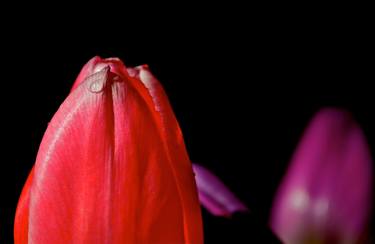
15 57 203 243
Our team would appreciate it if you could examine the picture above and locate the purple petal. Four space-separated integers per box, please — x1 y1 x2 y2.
192 163 249 217
270 108 373 243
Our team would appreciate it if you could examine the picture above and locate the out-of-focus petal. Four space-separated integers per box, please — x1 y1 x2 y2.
14 57 203 243
270 108 373 244
192 164 249 217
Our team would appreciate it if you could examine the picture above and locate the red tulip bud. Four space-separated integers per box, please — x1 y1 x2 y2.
15 57 203 243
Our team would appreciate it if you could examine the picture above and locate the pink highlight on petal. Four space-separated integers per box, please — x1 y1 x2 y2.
270 108 373 244
192 164 249 217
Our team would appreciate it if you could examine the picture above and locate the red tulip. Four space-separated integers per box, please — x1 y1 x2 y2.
270 108 373 244
14 57 203 243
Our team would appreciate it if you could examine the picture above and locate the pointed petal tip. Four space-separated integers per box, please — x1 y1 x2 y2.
313 107 354 123
72 56 130 91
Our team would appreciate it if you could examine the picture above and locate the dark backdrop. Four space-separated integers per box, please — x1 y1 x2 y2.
0 12 373 243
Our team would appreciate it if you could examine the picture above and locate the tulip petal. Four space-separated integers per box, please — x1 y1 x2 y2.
71 56 102 91
14 167 34 244
127 66 249 217
270 108 373 244
128 63 204 243
192 164 249 217
15 57 203 243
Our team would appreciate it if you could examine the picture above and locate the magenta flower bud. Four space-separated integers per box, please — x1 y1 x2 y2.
270 108 373 244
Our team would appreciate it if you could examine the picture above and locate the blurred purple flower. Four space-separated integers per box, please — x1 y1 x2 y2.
192 163 249 217
270 108 373 244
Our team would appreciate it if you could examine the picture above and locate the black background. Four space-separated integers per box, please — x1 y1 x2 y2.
0 8 373 243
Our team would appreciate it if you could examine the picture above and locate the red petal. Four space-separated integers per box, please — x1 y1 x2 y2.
14 166 34 244
128 64 204 241
15 57 203 243
70 56 101 91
